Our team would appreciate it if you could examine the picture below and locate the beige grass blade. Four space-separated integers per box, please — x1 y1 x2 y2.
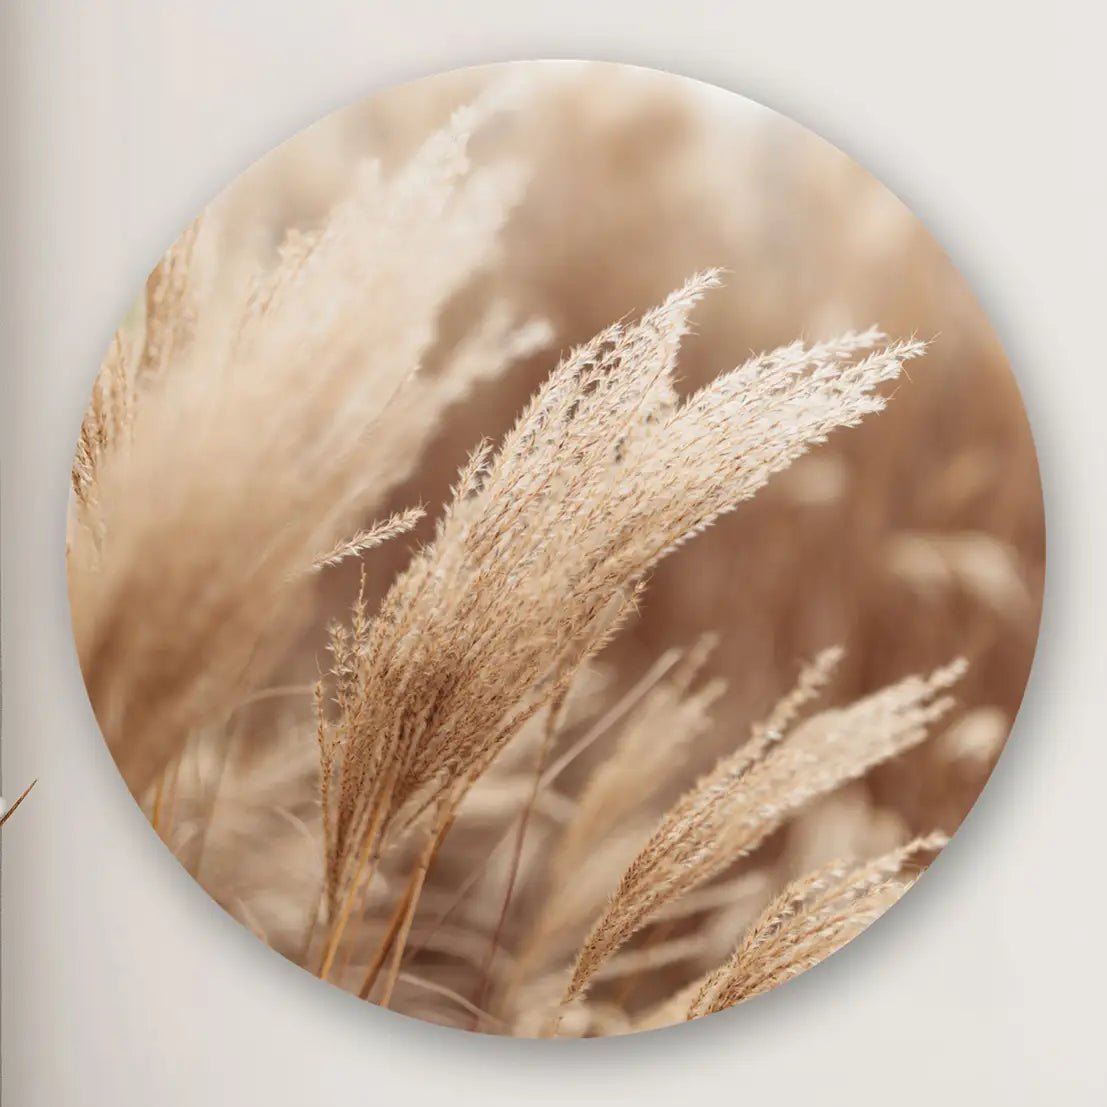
684 832 948 1018
560 657 963 1008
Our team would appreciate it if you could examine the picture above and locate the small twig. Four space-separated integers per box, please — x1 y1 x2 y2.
472 696 564 1025
151 768 168 835
0 780 37 829
358 879 416 1000
319 807 385 980
378 799 456 1009
407 651 682 961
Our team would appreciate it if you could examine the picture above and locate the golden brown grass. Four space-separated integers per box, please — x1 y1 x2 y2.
67 89 549 800
66 64 1044 1037
557 655 963 1014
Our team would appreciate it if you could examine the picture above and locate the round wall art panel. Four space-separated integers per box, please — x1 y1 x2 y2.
68 61 1044 1037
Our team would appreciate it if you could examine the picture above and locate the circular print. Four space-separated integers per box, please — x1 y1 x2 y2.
67 61 1044 1036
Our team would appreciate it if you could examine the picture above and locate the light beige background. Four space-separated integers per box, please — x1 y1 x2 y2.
1 2 1102 1104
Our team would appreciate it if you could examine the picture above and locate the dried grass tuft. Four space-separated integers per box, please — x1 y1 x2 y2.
558 655 963 1010
65 66 1042 1037
683 832 947 1017
68 90 547 798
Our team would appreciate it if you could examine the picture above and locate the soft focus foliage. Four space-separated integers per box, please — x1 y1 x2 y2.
67 63 1043 1036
